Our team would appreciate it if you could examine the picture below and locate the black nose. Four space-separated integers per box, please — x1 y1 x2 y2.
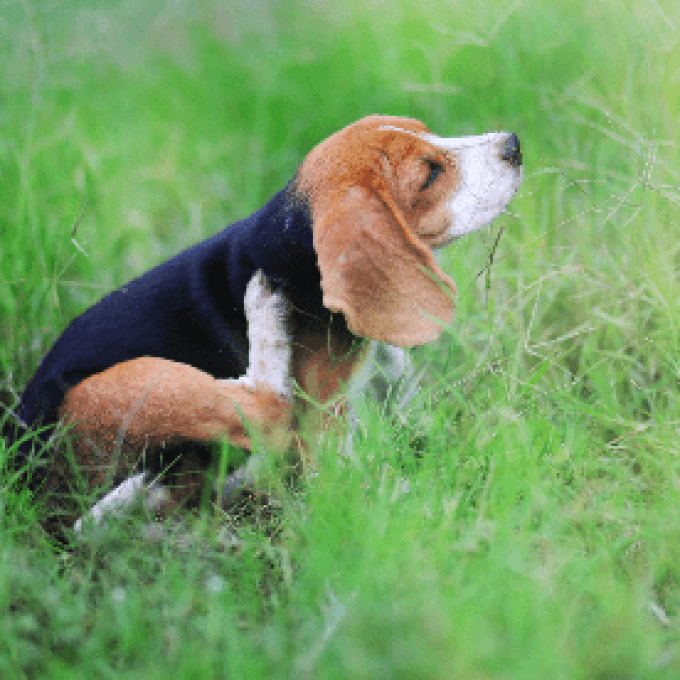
501 133 522 166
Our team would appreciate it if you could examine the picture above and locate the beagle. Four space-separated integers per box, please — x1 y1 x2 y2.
11 115 522 534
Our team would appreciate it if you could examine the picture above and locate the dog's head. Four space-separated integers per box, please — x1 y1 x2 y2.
297 115 522 346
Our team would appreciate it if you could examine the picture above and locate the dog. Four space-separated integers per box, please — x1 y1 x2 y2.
10 115 522 535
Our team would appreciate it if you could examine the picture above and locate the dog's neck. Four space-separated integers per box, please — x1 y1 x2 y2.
230 181 342 323
244 182 320 309
232 179 360 349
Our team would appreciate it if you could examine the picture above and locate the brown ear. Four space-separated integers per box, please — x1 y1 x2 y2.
312 185 457 346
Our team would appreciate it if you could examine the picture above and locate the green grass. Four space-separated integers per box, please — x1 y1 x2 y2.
1 0 679 676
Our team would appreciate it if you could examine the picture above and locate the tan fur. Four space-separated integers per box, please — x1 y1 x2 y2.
52 358 292 517
291 316 370 462
298 115 461 346
59 357 293 462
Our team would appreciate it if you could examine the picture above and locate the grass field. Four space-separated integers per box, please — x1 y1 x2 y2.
1 0 679 676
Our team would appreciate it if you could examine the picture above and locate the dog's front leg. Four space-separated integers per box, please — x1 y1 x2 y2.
232 269 293 400
217 269 295 506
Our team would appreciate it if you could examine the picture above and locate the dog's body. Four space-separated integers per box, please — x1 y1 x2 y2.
11 115 522 534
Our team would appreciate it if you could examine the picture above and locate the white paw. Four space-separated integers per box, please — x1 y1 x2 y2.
74 472 148 533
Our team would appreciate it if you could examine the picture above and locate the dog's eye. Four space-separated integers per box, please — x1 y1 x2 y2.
421 161 443 190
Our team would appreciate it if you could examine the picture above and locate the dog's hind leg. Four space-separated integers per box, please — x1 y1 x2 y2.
69 270 293 533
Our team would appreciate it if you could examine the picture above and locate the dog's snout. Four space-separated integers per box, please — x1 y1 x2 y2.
500 133 522 167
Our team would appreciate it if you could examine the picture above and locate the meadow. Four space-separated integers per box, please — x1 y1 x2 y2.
1 0 678 676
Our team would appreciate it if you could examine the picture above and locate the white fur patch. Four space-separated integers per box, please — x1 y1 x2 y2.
426 131 522 240
233 269 293 401
380 126 523 243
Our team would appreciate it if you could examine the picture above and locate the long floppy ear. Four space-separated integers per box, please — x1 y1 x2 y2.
312 185 457 347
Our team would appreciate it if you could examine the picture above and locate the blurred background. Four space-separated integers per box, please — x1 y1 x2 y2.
1 2 679 675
